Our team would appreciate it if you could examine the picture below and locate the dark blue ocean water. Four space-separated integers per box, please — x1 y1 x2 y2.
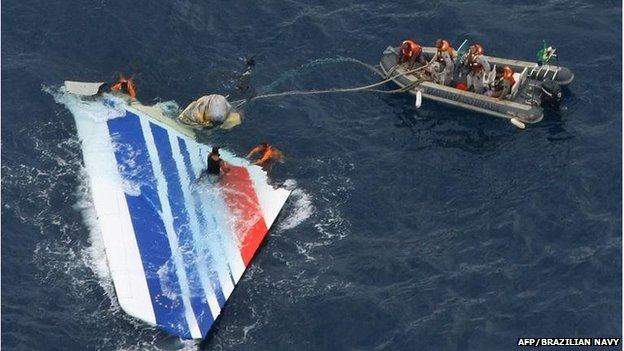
2 0 622 350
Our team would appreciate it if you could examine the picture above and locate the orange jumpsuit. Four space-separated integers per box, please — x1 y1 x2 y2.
247 144 284 170
110 76 137 98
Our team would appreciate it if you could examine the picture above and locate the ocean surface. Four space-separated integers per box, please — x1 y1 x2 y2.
1 0 622 350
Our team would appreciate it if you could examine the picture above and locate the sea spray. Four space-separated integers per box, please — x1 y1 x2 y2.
278 179 314 231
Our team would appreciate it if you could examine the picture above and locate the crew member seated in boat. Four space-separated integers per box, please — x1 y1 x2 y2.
491 66 516 100
206 147 230 176
397 39 426 68
429 39 455 86
464 44 491 94
247 142 284 172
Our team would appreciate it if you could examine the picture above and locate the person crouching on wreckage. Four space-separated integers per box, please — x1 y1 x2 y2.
207 146 230 176
196 146 230 183
178 94 241 129
110 75 137 99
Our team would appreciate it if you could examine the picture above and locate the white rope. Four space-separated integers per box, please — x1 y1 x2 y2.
232 64 428 108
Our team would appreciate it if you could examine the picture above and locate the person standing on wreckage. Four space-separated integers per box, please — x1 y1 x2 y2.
429 39 456 86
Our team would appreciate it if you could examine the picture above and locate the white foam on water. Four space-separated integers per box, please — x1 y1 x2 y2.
313 172 353 241
48 86 146 199
73 167 120 311
9 110 114 312
45 85 127 122
112 141 147 197
277 179 314 231
44 87 125 308
114 338 199 351
241 305 261 342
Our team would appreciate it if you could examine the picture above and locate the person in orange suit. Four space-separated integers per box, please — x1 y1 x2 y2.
397 39 426 68
492 66 516 100
246 142 284 172
429 39 455 85
110 75 137 99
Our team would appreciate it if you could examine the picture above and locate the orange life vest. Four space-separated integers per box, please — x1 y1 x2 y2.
111 76 137 98
466 44 486 72
400 40 422 61
502 67 515 86
260 146 281 161
435 39 455 63
467 54 483 72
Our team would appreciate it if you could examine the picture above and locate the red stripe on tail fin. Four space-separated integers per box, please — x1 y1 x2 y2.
221 166 268 266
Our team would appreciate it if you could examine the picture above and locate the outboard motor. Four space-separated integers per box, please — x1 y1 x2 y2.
540 80 562 108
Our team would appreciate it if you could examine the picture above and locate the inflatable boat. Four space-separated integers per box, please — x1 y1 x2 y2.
380 46 574 125
58 81 291 339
